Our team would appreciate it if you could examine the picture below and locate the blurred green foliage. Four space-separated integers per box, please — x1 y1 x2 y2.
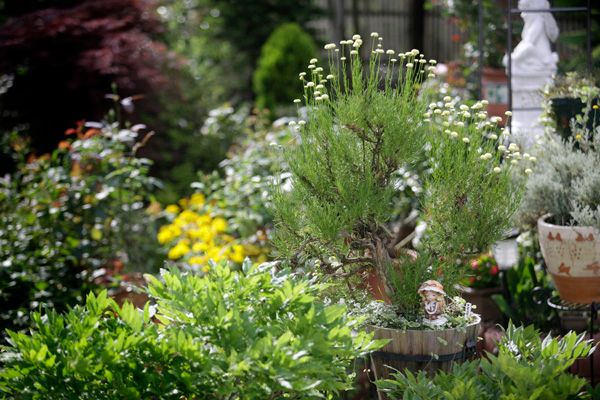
0 121 161 337
0 262 384 398
253 23 317 114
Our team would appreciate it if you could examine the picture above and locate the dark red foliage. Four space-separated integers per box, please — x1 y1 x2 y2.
0 0 176 155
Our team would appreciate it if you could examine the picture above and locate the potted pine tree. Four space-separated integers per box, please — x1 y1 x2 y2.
272 33 525 397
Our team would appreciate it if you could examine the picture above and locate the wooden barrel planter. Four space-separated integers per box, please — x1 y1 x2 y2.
368 317 480 400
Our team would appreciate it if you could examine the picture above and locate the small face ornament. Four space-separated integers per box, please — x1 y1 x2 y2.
418 280 447 326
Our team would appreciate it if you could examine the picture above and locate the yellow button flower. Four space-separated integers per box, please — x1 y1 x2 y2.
165 204 180 214
189 193 206 207
212 217 228 233
168 241 191 260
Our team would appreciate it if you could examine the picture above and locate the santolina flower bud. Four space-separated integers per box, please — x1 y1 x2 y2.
462 137 470 144
386 49 395 55
309 58 318 64
370 32 379 37
505 111 513 116
324 43 336 50
493 167 501 173
293 99 301 104
406 63 414 68
298 120 306 126
326 74 334 80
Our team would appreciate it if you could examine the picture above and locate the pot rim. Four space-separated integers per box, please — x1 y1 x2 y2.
367 314 481 334
538 213 598 231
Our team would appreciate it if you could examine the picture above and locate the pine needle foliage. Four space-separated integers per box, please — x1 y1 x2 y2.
272 33 523 317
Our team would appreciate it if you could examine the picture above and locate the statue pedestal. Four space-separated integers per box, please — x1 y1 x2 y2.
510 70 554 149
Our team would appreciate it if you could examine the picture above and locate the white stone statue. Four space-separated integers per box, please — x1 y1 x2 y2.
503 0 559 148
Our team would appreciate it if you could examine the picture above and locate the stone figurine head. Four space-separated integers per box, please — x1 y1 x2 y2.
518 0 559 42
418 280 446 321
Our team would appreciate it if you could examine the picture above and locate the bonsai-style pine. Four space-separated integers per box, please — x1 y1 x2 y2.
272 33 526 322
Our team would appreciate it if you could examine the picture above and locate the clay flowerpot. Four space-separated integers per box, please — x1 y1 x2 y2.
368 317 481 400
538 214 600 304
457 285 503 323
482 67 508 123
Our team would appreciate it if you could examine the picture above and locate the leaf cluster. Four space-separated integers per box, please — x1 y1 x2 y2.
376 323 594 399
0 261 384 399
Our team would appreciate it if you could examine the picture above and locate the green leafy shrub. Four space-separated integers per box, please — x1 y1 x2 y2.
0 262 383 399
376 323 594 399
253 23 317 113
0 123 161 336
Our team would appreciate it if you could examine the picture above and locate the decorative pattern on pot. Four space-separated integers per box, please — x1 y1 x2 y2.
538 214 600 304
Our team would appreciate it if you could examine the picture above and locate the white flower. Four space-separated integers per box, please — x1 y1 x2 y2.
427 66 436 71
462 111 471 118
481 100 489 105
471 102 483 110
340 56 347 61
406 63 414 68
350 50 358 55
324 43 336 50
378 37 383 41
306 82 315 87
321 94 329 100
299 72 306 77
411 49 419 56
320 79 327 84
450 131 459 138
523 153 530 159
370 32 379 38
315 96 323 101
442 110 450 116
353 39 363 47
477 112 487 119
525 168 533 174
455 121 465 127
288 121 296 126
459 104 469 111
293 99 301 104
423 112 431 118
493 167 502 173
315 67 323 72
511 159 518 165
442 121 450 127
433 109 442 114
428 73 435 78
316 84 324 90
376 48 384 54
313 91 321 96
386 49 395 55
326 74 334 80
529 156 537 162
508 143 519 152
391 58 398 63
309 58 318 64
462 137 470 143
481 152 493 160
298 120 306 126
443 96 452 102
444 102 454 108
308 64 316 69
429 59 437 64
352 34 361 40
498 145 507 152
489 134 498 140
419 59 426 64
505 111 513 116
490 116 502 123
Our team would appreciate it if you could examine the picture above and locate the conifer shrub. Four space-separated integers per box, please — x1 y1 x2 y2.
253 23 317 113
272 34 526 320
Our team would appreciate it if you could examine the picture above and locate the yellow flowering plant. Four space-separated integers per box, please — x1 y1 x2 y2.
158 192 269 271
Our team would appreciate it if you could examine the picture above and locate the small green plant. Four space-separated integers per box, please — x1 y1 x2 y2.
460 253 500 289
376 323 594 399
273 33 523 320
253 23 317 114
517 124 600 230
0 122 161 336
0 261 384 399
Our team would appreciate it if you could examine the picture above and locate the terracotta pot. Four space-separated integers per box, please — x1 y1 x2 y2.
538 214 600 304
458 285 503 323
368 317 481 400
482 67 508 123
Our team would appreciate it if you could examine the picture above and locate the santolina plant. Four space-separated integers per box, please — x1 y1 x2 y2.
273 33 527 320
